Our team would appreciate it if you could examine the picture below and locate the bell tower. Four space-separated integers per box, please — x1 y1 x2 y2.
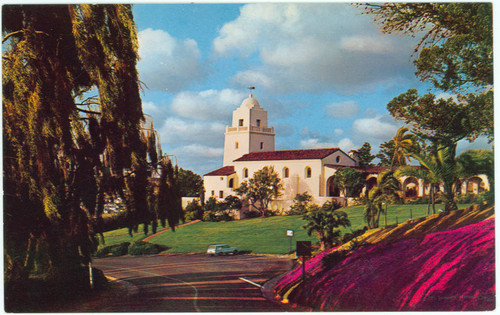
223 89 275 165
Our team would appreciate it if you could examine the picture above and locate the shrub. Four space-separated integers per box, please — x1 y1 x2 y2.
94 242 131 257
456 192 490 204
110 242 130 256
128 241 167 256
184 200 203 221
288 192 313 215
243 210 261 218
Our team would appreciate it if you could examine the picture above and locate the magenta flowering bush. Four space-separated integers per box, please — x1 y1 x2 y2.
273 214 494 311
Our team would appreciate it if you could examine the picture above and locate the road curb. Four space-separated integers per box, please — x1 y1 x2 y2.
261 260 312 312
106 276 139 297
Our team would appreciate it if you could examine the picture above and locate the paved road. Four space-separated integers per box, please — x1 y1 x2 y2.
90 253 292 312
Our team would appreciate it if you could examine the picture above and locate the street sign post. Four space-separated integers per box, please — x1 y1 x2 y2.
296 241 311 281
286 230 294 253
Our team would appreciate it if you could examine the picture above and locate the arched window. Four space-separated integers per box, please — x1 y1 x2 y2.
243 168 249 178
228 178 234 188
283 167 289 178
235 142 239 149
336 156 340 163
305 167 312 178
260 142 264 150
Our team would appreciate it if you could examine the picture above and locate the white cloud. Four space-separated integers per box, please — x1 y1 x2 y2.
340 35 394 54
138 28 205 91
352 116 399 140
334 128 344 136
326 101 360 118
159 117 225 146
300 137 355 152
177 144 224 158
300 138 336 149
170 89 246 121
214 3 417 94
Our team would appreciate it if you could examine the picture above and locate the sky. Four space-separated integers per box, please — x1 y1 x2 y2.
131 3 492 176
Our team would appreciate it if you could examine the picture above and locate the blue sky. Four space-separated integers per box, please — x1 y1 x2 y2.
131 3 492 176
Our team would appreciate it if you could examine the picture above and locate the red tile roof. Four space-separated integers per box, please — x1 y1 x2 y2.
325 165 391 173
234 148 340 162
204 165 235 176
360 166 390 173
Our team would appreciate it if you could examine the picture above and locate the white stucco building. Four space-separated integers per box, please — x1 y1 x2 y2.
203 93 490 215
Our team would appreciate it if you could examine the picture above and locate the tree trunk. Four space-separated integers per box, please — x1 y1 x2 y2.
431 187 436 214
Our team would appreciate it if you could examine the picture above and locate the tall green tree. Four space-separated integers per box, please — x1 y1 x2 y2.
3 5 182 289
376 140 395 167
356 142 376 168
364 3 492 91
332 167 365 206
303 201 350 251
235 166 283 216
177 168 204 198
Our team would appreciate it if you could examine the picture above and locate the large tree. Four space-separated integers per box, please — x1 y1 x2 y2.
3 5 183 290
356 142 376 168
365 3 493 211
235 166 283 216
365 3 492 143
177 168 204 198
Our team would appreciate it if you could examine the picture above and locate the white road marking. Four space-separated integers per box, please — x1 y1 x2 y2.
238 277 263 288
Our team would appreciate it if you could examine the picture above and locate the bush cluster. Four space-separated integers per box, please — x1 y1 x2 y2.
455 191 492 204
94 241 167 257
128 241 167 256
201 196 242 222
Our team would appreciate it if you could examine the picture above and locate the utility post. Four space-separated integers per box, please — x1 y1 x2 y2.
286 230 294 254
296 241 311 282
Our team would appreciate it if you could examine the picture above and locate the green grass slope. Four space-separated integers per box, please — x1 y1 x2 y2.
99 203 473 254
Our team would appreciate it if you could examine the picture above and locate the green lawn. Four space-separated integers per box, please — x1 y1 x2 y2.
100 203 473 254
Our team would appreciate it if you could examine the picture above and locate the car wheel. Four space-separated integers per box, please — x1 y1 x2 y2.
233 250 238 255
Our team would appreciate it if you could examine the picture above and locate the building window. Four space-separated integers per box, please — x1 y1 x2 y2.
256 119 261 127
235 142 239 149
305 167 312 178
211 190 215 196
336 156 340 163
283 167 289 178
239 119 244 126
260 142 264 150
219 190 224 198
243 168 248 178
229 178 234 188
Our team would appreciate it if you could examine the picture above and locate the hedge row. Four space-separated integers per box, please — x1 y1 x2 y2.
94 241 168 257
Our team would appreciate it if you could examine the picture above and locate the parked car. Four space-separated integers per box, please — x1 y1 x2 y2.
207 244 238 256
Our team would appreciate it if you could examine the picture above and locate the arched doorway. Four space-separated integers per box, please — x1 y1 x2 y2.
327 176 340 197
467 177 485 194
402 177 419 198
365 177 377 194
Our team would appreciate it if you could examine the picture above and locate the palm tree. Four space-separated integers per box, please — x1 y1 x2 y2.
365 170 402 229
406 143 459 212
391 127 416 169
303 202 351 251
395 166 440 214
